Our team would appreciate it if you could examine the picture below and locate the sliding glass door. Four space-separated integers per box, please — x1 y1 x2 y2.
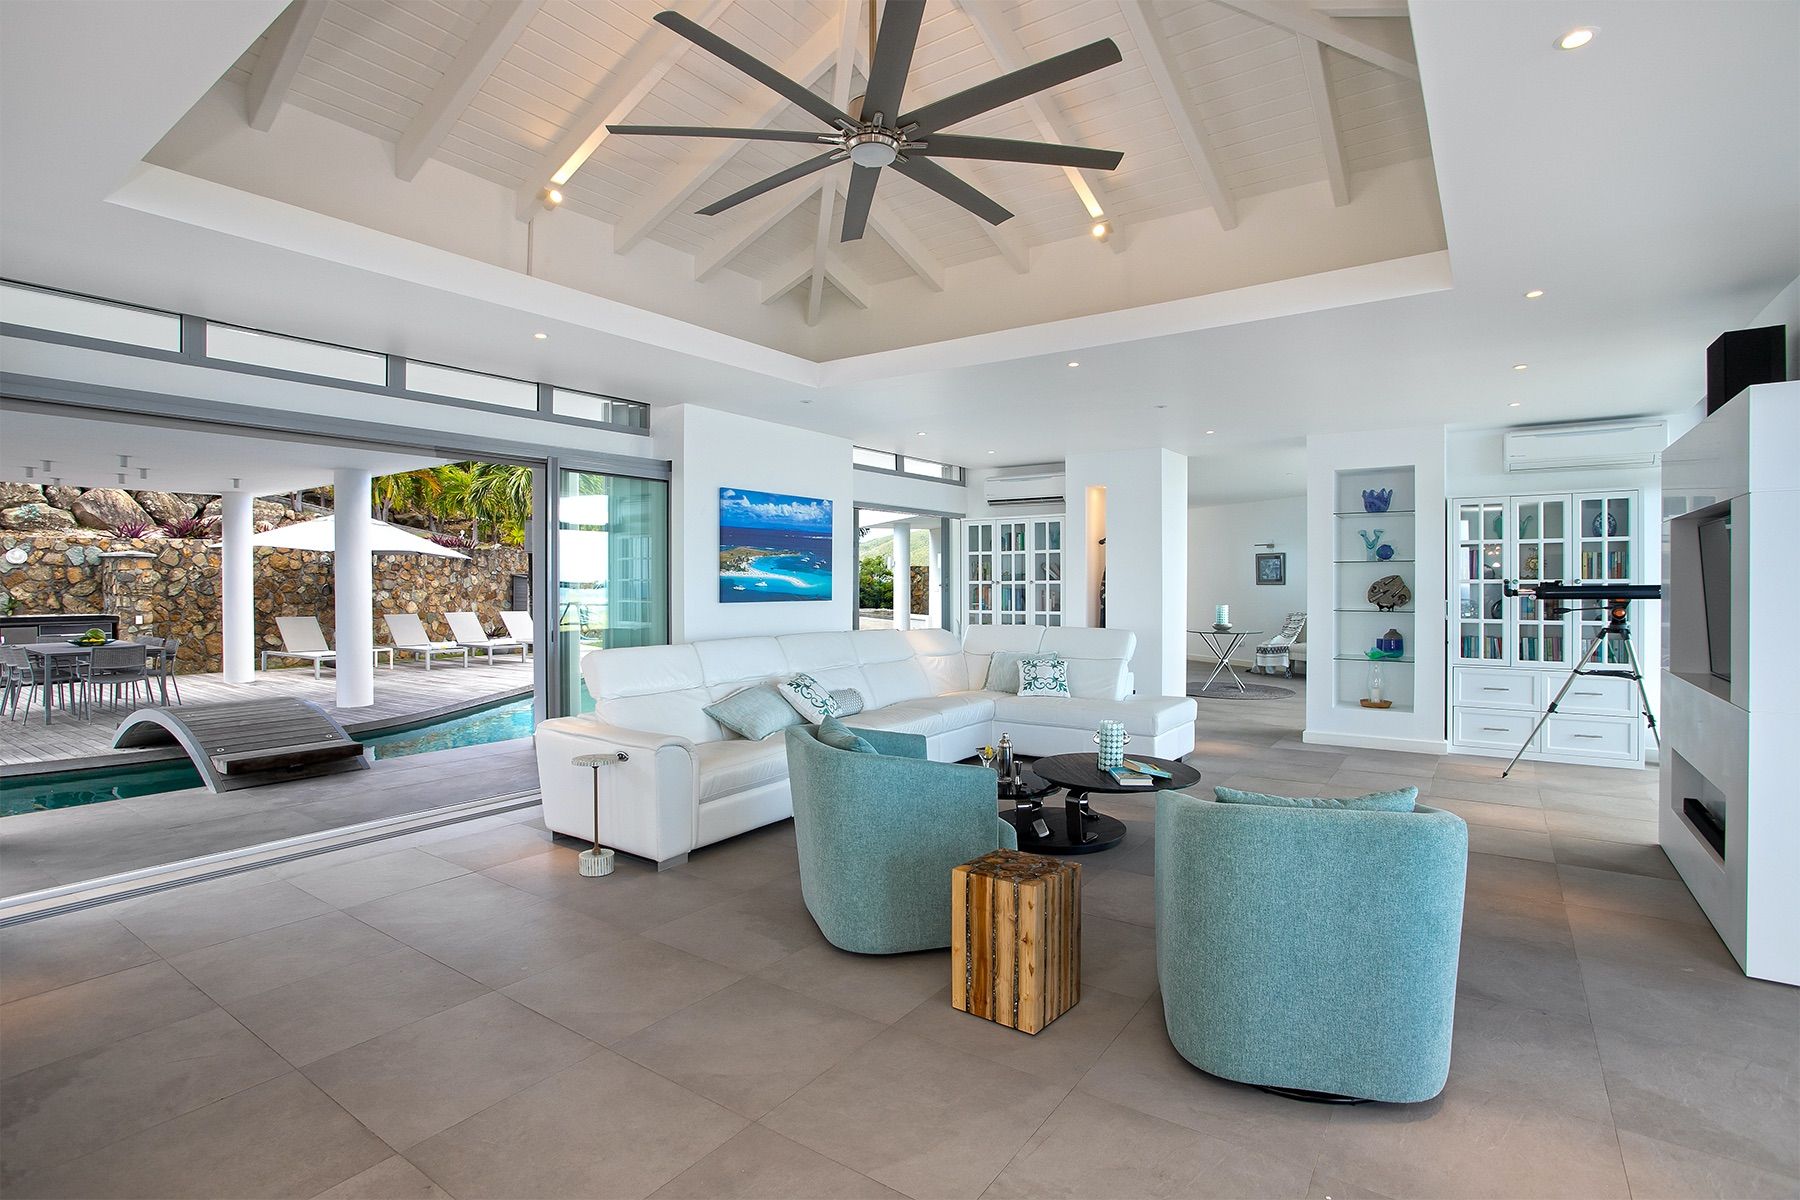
555 469 669 715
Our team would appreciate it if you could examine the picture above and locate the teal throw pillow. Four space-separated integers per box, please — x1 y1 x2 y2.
1213 785 1418 812
1018 653 1071 698
817 717 876 754
704 684 802 741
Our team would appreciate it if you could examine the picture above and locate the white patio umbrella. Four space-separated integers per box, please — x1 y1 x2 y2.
250 515 471 559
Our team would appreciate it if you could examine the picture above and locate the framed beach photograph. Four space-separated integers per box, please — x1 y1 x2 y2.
1255 551 1286 586
719 488 834 603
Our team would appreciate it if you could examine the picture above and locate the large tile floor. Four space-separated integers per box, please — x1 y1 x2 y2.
2 683 1796 1199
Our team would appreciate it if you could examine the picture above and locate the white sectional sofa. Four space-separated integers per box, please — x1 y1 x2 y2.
533 626 1198 868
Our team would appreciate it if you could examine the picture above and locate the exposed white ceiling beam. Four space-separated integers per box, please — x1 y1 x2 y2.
692 184 819 281
244 0 326 132
808 1 861 328
610 13 849 252
954 0 1113 226
396 0 540 181
983 217 1029 273
758 251 869 310
1311 1 1409 17
1217 0 1420 82
511 0 731 220
861 191 946 292
1116 2 1238 232
1298 35 1349 206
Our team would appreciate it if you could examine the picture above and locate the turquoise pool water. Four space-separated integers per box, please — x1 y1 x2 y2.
0 695 533 816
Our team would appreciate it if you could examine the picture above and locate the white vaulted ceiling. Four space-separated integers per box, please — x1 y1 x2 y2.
186 0 1439 337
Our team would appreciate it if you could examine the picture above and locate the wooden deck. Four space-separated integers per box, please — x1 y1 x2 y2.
0 660 533 769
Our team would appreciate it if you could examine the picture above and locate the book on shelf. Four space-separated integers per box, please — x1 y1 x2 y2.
1106 766 1156 787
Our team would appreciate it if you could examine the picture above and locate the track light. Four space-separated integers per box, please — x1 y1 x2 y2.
1090 220 1110 242
541 187 564 210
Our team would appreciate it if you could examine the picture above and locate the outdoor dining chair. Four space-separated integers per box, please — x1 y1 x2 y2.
88 643 152 712
140 635 184 704
444 612 527 665
382 613 470 670
7 644 89 724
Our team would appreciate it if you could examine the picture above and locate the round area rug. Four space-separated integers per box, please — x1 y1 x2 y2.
1187 681 1295 700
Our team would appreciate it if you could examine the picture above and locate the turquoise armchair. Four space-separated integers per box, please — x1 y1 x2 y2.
1155 791 1468 1103
784 724 1017 954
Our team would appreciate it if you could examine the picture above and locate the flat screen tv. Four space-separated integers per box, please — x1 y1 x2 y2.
1697 514 1732 681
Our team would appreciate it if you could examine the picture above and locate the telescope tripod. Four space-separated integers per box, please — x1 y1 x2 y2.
1502 610 1660 779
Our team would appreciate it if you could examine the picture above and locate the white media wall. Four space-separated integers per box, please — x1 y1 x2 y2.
1187 495 1307 664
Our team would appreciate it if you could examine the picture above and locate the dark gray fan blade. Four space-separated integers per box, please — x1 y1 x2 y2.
840 164 880 241
696 150 842 216
898 38 1122 134
654 11 851 130
891 156 1012 225
914 134 1123 170
860 0 925 123
607 124 832 143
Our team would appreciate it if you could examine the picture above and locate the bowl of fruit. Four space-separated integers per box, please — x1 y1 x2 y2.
73 628 111 647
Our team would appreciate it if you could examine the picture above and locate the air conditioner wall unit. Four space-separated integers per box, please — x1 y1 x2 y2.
982 470 1066 507
1503 421 1667 473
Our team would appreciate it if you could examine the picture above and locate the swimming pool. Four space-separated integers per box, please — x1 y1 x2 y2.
0 694 534 816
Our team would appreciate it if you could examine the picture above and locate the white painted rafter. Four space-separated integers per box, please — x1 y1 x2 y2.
1116 2 1238 231
1298 35 1349 205
807 0 861 328
954 0 1113 229
1217 0 1420 81
609 13 849 252
396 0 541 181
511 0 731 220
862 191 946 291
1312 1 1409 18
245 0 326 132
693 185 820 282
759 252 870 309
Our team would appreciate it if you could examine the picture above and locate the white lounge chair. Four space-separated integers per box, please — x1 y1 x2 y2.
382 613 469 670
499 610 533 652
445 611 527 665
262 616 395 678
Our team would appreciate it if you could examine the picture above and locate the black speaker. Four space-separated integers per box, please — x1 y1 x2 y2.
1706 325 1786 415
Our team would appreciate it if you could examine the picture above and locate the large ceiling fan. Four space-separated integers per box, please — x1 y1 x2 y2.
606 1 1125 241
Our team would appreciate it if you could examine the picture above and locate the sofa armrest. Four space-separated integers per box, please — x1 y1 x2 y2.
533 716 701 865
852 728 927 760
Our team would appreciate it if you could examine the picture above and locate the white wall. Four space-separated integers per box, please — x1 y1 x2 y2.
661 405 855 642
1187 495 1307 663
1753 276 1799 381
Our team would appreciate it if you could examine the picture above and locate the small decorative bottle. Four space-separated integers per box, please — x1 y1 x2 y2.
1368 663 1385 705
996 733 1015 782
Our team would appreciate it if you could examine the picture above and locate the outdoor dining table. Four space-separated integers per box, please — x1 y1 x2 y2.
18 641 172 722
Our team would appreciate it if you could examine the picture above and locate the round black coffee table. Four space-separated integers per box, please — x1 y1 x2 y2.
1002 753 1202 854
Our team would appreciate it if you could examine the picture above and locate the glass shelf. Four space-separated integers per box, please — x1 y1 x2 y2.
1333 558 1414 565
1334 608 1414 614
1334 509 1416 517
1335 655 1414 664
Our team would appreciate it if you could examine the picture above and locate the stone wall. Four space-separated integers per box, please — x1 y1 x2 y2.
1 530 529 673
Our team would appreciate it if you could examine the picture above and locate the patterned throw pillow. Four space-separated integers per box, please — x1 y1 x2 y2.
703 684 802 741
983 651 1027 695
1214 785 1418 812
1017 653 1071 698
829 687 864 717
817 716 876 754
778 672 841 724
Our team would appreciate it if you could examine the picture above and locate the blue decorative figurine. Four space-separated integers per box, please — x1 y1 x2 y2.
1376 543 1396 561
1362 488 1394 513
1359 529 1384 560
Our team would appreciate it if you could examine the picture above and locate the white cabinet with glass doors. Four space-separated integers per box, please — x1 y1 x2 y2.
963 517 1063 626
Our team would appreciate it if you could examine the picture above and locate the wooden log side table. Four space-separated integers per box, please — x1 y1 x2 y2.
951 849 1081 1035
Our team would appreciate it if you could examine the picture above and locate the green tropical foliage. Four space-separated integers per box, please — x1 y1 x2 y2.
371 462 533 546
859 552 893 609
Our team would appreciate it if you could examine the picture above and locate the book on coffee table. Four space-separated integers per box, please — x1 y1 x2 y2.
1106 765 1156 787
1122 758 1172 779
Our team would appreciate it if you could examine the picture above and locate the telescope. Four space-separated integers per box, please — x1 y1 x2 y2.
1494 580 1660 777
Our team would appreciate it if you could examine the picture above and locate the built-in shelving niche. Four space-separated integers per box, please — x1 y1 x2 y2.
1333 466 1417 713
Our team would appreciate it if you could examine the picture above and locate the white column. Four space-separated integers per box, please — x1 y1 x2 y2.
219 492 255 683
925 524 941 629
890 522 911 630
333 468 375 708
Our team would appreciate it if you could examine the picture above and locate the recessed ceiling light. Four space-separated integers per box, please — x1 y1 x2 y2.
987 449 996 455
1524 289 1545 299
1556 27 1596 50
1205 429 1215 435
1067 361 1080 368
1513 364 1529 371
1509 401 1522 407
916 431 927 436
533 332 547 340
